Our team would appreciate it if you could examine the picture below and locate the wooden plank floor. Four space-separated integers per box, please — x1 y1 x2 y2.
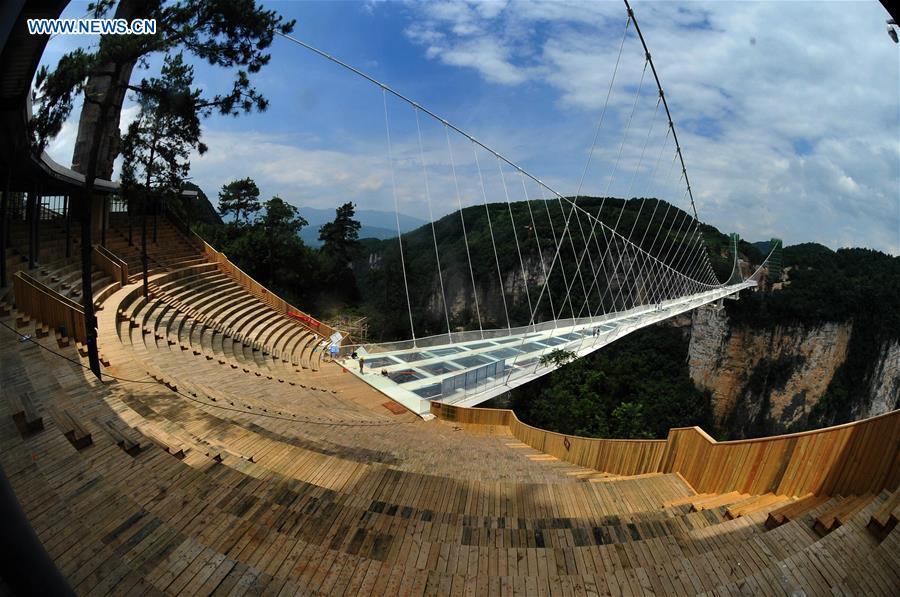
1 254 897 595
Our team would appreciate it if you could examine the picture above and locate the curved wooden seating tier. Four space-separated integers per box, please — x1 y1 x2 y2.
2 219 898 595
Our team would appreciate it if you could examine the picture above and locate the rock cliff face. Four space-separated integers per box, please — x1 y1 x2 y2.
867 340 900 418
688 305 898 437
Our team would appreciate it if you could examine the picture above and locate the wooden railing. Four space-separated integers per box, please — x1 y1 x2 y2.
661 412 900 496
432 403 667 477
186 229 337 338
13 271 86 342
92 244 129 286
431 403 900 497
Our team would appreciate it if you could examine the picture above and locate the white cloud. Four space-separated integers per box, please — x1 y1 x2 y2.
438 37 529 85
402 0 900 255
190 131 388 208
34 1 898 257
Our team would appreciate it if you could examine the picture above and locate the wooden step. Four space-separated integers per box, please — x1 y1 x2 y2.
98 418 143 457
866 491 900 540
135 423 188 459
813 494 874 536
664 493 714 508
53 408 93 450
690 491 749 511
765 493 830 529
725 493 792 519
8 392 44 436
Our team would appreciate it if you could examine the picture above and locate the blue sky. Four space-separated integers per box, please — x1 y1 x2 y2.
41 1 899 254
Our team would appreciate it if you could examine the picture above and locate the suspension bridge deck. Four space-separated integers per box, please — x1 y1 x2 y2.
347 282 756 416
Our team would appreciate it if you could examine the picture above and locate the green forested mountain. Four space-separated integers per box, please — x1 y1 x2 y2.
353 196 758 341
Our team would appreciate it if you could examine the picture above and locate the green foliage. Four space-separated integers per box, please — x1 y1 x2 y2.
726 245 899 328
121 53 205 194
199 193 312 305
314 203 363 313
218 178 261 224
540 349 576 368
510 326 713 439
319 202 362 265
198 181 365 315
31 0 294 161
30 49 98 149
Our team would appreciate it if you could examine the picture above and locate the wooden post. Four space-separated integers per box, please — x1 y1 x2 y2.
64 196 71 259
78 190 101 379
25 191 35 269
141 194 148 298
0 170 7 288
33 185 40 266
101 195 108 247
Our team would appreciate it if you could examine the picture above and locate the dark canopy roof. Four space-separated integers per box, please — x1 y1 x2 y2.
0 0 118 195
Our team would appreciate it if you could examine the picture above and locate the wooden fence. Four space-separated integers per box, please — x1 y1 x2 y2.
661 412 900 496
92 244 129 286
432 403 667 476
431 403 900 497
13 271 86 342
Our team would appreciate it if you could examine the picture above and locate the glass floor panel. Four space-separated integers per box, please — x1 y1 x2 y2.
429 346 465 357
388 370 425 384
486 348 520 360
452 354 493 368
413 384 442 399
394 352 432 363
420 361 461 375
516 342 547 353
361 356 400 369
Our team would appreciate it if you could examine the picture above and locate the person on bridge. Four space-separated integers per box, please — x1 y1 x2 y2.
359 356 365 374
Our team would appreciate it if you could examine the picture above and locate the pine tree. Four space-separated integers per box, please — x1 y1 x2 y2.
218 178 262 225
319 202 362 266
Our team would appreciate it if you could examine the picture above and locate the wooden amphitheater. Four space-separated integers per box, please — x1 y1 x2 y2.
1 3 899 595
0 204 898 596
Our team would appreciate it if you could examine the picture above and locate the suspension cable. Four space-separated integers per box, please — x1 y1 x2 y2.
574 14 632 201
414 107 452 336
276 31 713 294
382 89 416 344
472 141 512 330
585 93 662 316
276 11 731 341
497 157 533 319
444 124 484 338
519 170 556 324
622 0 719 284
567 58 649 316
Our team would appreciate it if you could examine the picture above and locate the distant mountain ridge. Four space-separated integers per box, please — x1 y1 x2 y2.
297 206 426 246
